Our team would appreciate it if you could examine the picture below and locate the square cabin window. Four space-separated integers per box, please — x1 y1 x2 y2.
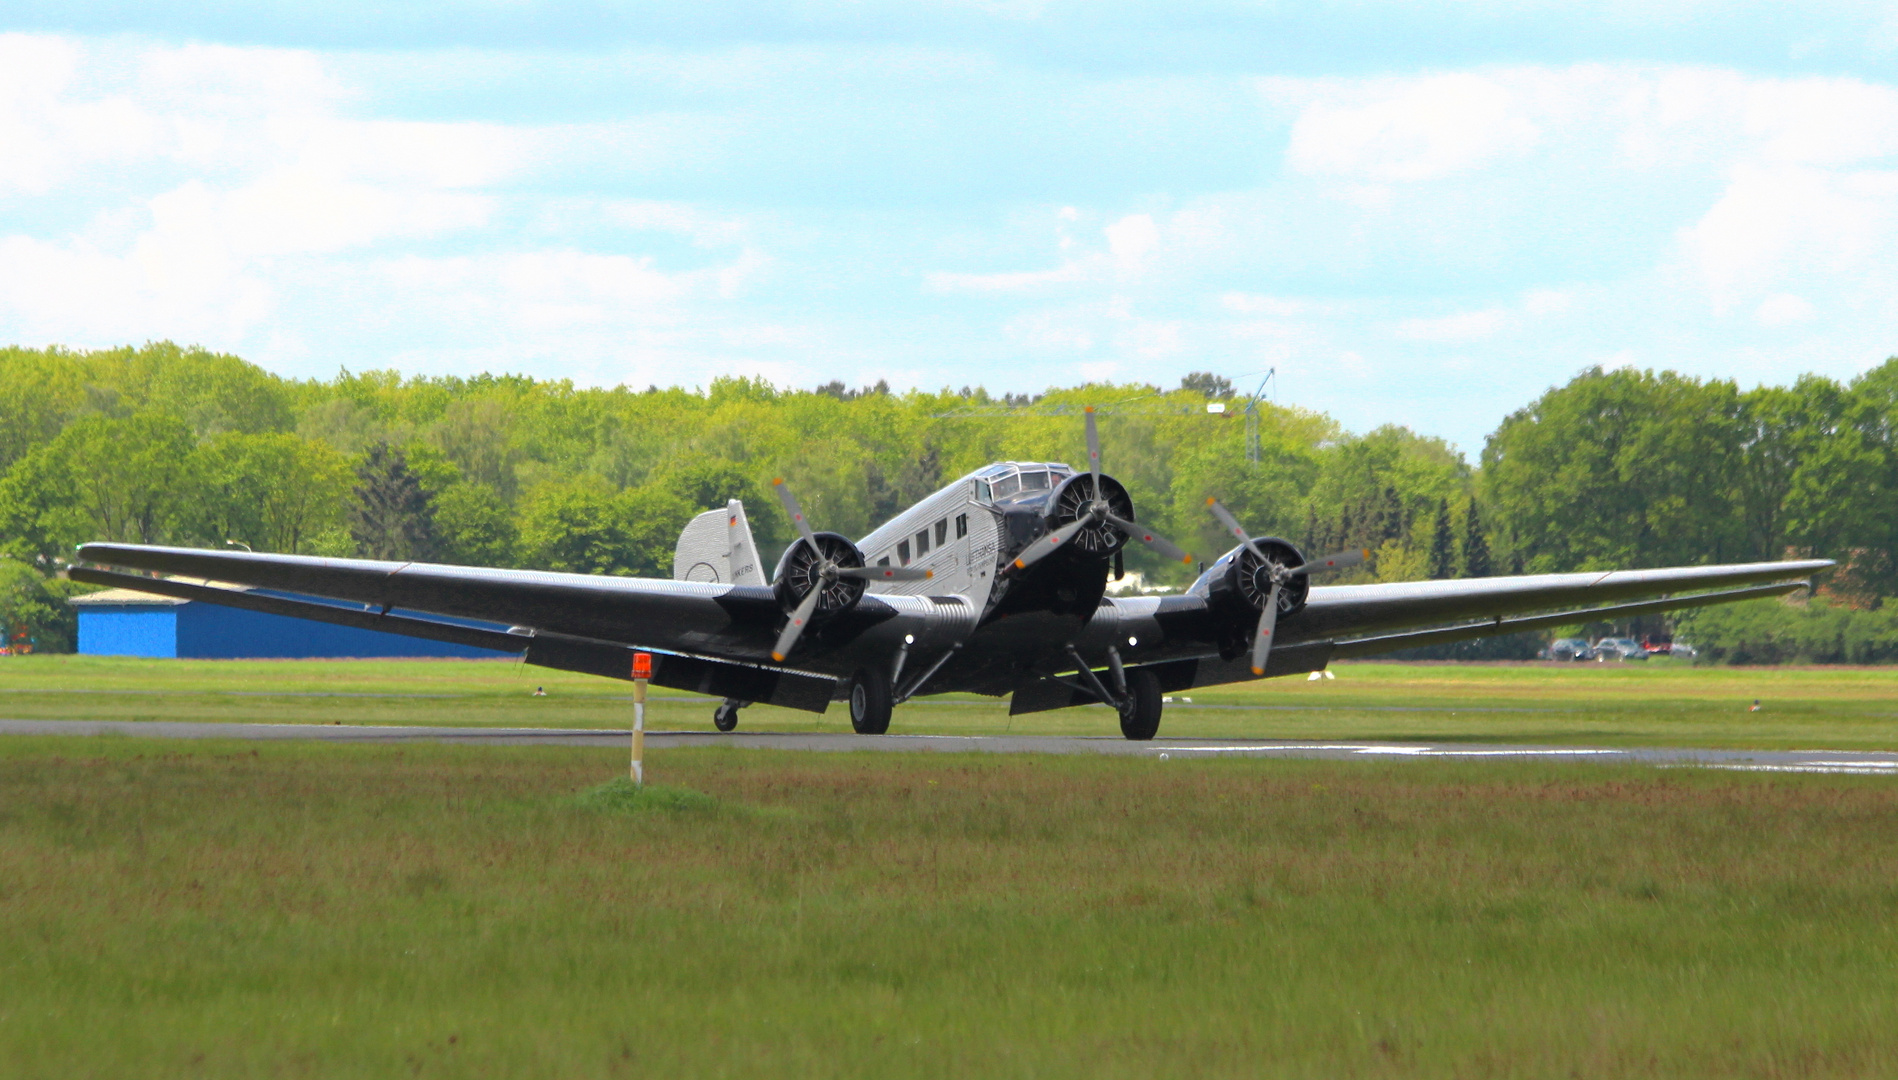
916 529 931 556
877 556 890 567
935 519 948 545
897 540 911 565
955 513 968 539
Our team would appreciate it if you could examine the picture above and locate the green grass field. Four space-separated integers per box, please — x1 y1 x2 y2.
2 654 1896 748
7 658 1898 1076
6 737 1898 1078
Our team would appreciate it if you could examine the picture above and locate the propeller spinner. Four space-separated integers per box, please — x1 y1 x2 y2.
1011 408 1194 571
769 479 931 663
1206 497 1367 676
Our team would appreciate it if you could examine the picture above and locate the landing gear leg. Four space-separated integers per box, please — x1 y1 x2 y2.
1117 669 1163 741
848 670 893 735
713 698 745 732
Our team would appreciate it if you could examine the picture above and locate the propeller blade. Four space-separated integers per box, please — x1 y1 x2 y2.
838 565 933 581
1289 548 1370 576
1012 514 1095 570
1085 406 1102 500
1205 498 1255 548
1102 511 1193 565
770 580 825 663
1250 581 1281 676
772 478 819 547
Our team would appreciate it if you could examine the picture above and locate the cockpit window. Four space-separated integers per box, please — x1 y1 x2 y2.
1018 470 1050 491
991 473 1021 499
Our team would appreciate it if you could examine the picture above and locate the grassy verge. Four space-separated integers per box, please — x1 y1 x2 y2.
4 738 1898 1077
1 654 1897 748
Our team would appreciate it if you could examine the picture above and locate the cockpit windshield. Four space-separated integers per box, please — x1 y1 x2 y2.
973 462 1073 504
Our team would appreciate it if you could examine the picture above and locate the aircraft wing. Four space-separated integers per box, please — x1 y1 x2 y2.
68 543 910 712
1288 559 1835 643
1187 558 1832 688
1015 558 1833 711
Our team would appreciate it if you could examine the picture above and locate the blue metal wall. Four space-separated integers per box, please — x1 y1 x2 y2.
76 605 179 658
79 598 510 659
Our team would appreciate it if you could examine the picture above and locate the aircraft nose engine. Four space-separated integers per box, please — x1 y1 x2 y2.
1044 472 1135 556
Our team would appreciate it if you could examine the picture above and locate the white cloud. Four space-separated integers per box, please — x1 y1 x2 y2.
1680 164 1898 309
1220 293 1306 317
1281 73 1540 182
925 262 1087 293
1104 213 1160 270
1756 293 1816 325
1744 77 1898 166
1522 289 1573 315
1394 309 1508 341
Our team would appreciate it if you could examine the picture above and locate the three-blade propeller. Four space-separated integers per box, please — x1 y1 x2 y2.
1012 408 1194 571
770 478 931 663
1207 497 1367 676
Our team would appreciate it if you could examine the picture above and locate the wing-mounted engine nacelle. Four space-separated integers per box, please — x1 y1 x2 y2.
1040 472 1136 558
772 532 868 618
1205 537 1311 621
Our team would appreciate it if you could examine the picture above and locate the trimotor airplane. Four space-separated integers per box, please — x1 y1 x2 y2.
70 411 1829 739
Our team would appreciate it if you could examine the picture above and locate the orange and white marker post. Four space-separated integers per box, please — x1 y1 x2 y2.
631 652 652 786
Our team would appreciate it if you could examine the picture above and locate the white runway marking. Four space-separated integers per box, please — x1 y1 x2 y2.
1692 761 1898 775
1353 747 1625 757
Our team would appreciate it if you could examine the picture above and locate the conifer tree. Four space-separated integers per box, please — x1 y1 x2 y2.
349 443 436 560
1462 498 1493 578
1428 498 1456 579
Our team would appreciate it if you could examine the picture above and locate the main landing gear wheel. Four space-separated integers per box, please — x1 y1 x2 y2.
848 670 893 735
713 699 743 732
1118 668 1163 741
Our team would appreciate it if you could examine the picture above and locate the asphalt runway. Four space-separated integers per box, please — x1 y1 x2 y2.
3 719 1895 774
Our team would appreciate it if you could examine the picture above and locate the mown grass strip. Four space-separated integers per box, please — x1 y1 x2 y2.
4 737 1898 1077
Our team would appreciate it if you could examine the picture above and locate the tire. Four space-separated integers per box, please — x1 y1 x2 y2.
1118 668 1163 741
849 671 893 735
713 701 740 732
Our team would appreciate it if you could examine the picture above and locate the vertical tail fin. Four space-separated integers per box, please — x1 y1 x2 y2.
673 499 765 586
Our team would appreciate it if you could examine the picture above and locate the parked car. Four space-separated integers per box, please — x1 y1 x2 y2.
1592 637 1649 661
1545 637 1594 661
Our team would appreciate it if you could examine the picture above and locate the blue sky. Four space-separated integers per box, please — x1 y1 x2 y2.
3 2 1897 453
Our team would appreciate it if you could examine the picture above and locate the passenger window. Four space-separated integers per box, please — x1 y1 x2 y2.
877 556 890 567
935 519 948 545
898 540 911 565
955 513 968 539
916 529 931 555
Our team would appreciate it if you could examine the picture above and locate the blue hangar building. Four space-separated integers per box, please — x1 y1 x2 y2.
71 586 511 660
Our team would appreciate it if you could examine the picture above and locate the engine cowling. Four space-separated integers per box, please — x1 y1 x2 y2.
772 532 867 617
1042 472 1136 557
1205 537 1310 621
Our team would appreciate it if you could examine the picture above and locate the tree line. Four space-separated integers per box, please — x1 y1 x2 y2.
0 342 1892 659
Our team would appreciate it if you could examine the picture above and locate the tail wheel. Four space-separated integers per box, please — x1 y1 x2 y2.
848 670 893 735
1118 668 1163 741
